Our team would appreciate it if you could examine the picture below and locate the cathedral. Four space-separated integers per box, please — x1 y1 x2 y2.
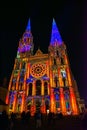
6 19 84 115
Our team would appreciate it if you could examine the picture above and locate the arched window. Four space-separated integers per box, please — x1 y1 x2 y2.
66 102 70 109
56 102 60 108
54 76 58 87
36 80 41 95
64 91 69 100
61 69 66 86
54 58 56 65
63 78 66 86
55 93 60 100
44 82 48 95
61 57 64 65
17 95 22 112
16 62 20 70
57 50 59 57
28 83 32 96
22 62 26 69
45 100 49 110
20 82 23 90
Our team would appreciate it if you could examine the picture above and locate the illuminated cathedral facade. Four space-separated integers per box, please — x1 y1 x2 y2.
6 19 84 115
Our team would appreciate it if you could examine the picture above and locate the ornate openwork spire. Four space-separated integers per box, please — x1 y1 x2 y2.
18 18 34 55
50 19 63 46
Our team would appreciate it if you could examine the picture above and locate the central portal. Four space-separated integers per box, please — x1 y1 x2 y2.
35 98 41 111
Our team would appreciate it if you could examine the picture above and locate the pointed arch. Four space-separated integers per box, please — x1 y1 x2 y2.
28 83 32 96
36 80 41 95
44 82 48 95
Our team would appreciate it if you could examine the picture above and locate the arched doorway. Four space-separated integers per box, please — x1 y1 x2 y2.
35 80 42 111
35 99 41 111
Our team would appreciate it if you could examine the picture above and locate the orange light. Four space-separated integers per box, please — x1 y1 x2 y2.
31 105 36 116
27 63 30 78
32 80 36 95
31 98 36 116
9 74 13 90
40 98 46 113
64 55 68 64
16 72 20 90
50 70 53 87
49 58 52 66
46 60 49 77
6 92 9 104
21 93 25 112
48 83 50 95
60 88 66 114
41 80 44 95
26 84 29 96
13 94 17 112
24 74 26 90
58 68 63 87
69 87 78 115
50 89 55 113
53 71 55 87
66 67 72 86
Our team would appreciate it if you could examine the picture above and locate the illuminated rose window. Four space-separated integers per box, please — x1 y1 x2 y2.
30 63 46 78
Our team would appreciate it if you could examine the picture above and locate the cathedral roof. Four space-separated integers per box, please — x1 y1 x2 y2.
35 48 43 56
50 19 63 46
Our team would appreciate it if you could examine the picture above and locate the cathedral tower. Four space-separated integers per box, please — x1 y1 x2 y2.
6 18 84 115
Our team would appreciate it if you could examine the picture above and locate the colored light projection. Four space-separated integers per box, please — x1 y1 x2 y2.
17 94 22 112
9 91 16 111
64 90 70 110
6 18 81 115
30 63 46 78
50 19 63 46
18 19 33 53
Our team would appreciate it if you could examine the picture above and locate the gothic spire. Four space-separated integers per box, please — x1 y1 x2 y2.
50 19 63 46
18 18 34 54
26 19 31 31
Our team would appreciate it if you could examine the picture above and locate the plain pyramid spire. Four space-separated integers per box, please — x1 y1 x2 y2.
26 19 31 31
50 18 63 45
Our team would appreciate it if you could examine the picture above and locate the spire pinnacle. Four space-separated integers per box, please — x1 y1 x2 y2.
26 19 31 31
18 18 34 54
50 18 63 45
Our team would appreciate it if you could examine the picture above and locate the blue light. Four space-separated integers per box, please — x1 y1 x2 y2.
50 19 63 45
26 79 33 83
26 19 31 31
42 76 49 80
18 19 32 53
66 102 70 109
23 32 31 37
55 93 59 100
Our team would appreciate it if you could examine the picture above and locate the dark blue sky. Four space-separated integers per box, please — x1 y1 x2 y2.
0 1 87 104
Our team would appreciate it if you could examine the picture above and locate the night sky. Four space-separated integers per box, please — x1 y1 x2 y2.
0 1 87 104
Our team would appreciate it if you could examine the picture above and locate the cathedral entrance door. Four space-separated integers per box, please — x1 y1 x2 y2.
36 99 41 112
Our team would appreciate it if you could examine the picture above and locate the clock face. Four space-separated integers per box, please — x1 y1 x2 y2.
30 63 46 78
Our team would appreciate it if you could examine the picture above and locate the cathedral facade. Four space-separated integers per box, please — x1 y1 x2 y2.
6 19 84 115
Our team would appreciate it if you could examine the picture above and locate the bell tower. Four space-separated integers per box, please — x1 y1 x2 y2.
48 19 79 114
18 19 34 58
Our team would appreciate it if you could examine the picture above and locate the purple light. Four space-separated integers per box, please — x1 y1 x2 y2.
50 19 63 46
18 44 31 53
18 19 33 53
